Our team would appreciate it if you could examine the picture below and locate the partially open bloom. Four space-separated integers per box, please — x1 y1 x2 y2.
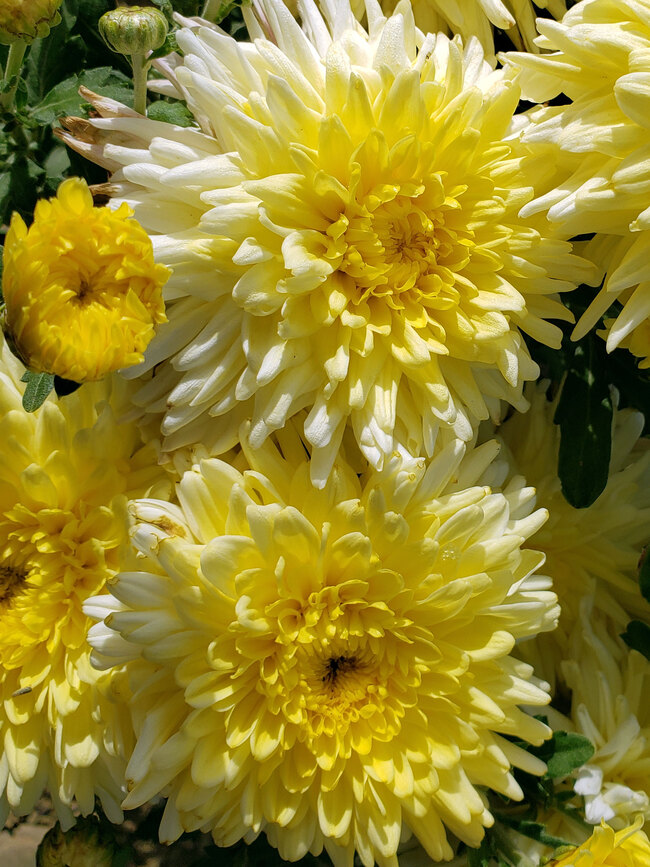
0 0 62 43
496 384 650 690
87 425 557 865
1 177 168 383
563 595 650 829
59 0 595 485
503 0 650 365
548 819 650 866
0 335 170 826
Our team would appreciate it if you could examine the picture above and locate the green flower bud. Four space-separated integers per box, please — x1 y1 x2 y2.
98 5 168 56
36 818 117 867
0 0 63 45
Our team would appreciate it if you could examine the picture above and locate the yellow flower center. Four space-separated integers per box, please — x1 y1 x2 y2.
330 179 478 317
247 577 423 753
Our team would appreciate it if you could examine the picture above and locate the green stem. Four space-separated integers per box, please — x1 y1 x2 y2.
201 0 221 20
131 53 149 116
1 40 27 112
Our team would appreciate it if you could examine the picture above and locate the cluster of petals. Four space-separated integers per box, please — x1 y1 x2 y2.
562 594 650 829
504 0 650 366
86 426 557 866
549 818 650 867
59 0 596 485
381 0 567 59
0 336 170 826
2 177 169 383
494 383 650 690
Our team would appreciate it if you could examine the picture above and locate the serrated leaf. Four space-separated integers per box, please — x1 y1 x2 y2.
31 66 132 124
147 99 194 126
639 549 650 604
621 620 650 661
554 336 612 508
542 732 595 779
21 372 55 412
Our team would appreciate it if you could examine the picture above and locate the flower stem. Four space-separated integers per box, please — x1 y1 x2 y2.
131 53 149 116
1 40 27 112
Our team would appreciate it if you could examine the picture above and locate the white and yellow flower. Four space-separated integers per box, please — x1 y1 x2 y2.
87 426 557 865
495 383 650 690
382 0 567 59
0 336 170 826
504 0 650 366
59 0 595 485
563 595 650 829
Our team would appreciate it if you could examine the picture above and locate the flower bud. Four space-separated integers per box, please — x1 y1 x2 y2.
0 0 63 44
36 818 116 867
98 5 168 55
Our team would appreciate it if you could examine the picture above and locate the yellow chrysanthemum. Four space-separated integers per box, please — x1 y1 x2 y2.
86 425 558 865
1 177 169 383
548 819 650 867
503 0 650 366
59 0 596 485
494 384 650 690
0 0 62 43
381 0 567 59
0 336 170 827
562 595 650 829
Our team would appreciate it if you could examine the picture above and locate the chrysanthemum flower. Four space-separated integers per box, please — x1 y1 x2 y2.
1 177 169 383
503 0 650 366
548 818 650 867
563 595 650 829
59 0 596 485
86 424 557 865
495 384 650 689
382 0 566 59
0 336 170 827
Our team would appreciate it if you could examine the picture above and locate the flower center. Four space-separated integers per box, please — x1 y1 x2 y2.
0 562 27 604
333 186 475 312
321 654 359 687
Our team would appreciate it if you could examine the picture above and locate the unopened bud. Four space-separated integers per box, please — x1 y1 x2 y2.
0 0 63 44
36 817 117 867
98 5 168 56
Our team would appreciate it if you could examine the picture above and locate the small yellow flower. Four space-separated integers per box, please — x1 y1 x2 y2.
0 0 62 44
549 819 650 866
1 177 169 382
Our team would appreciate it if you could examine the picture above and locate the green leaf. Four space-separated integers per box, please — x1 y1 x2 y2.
621 620 650 661
554 335 613 508
147 99 194 126
150 0 175 22
21 372 55 412
0 157 44 225
639 550 650 604
149 31 178 59
467 839 495 867
541 732 595 779
31 66 133 124
495 816 573 850
23 0 83 104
